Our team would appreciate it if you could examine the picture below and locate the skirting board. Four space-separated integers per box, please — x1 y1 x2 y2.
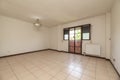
109 60 120 78
0 49 49 58
48 49 105 59
0 48 119 77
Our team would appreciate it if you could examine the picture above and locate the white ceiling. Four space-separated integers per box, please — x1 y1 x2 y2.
0 0 114 27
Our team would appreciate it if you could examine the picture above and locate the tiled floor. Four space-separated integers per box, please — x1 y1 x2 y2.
0 50 119 80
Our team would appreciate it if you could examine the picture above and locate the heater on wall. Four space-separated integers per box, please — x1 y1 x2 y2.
85 44 101 56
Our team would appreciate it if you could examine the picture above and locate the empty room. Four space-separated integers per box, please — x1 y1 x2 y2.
0 0 120 80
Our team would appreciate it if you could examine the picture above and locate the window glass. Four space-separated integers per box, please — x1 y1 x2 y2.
82 24 91 40
63 28 69 40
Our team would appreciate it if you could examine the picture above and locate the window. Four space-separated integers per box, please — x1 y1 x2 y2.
82 24 91 40
63 24 91 40
63 28 69 40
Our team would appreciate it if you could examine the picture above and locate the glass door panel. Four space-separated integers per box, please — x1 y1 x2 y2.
69 47 74 53
69 28 75 53
75 47 81 53
75 27 82 53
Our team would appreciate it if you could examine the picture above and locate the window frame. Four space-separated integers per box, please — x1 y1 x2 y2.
63 24 91 40
81 24 91 40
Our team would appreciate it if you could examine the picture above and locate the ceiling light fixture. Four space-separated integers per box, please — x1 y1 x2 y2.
33 19 41 27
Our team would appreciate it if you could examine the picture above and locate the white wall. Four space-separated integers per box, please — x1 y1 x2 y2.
0 15 49 56
49 14 111 59
105 13 111 59
0 13 111 59
49 26 59 50
111 0 120 74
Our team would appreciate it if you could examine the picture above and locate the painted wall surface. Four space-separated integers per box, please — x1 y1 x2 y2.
0 13 111 59
111 0 120 74
49 26 59 50
105 13 111 59
0 15 49 56
49 14 111 58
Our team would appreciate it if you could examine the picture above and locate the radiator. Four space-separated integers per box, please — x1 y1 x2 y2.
85 44 101 56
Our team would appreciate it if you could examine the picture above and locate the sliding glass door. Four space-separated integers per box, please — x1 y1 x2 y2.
69 27 82 54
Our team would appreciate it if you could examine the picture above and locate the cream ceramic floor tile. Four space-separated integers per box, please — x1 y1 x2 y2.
52 71 69 80
0 50 119 80
69 71 82 79
65 75 80 80
81 74 95 80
